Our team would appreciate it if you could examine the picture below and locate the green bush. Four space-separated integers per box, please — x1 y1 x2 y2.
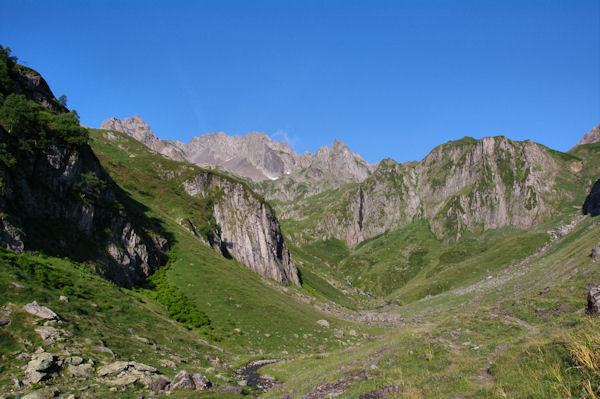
147 267 210 330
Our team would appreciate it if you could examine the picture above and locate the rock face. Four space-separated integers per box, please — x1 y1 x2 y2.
576 124 600 146
0 65 169 287
583 179 600 217
288 136 570 246
183 172 300 286
101 115 186 162
100 116 373 192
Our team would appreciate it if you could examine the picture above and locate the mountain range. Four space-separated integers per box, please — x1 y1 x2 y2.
2 45 600 399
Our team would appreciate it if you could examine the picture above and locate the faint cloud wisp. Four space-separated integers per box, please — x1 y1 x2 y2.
271 128 300 151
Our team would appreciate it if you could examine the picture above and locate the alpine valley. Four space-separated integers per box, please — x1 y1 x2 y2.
1 45 600 399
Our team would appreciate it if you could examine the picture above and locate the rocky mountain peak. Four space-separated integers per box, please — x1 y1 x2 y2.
101 115 158 147
100 116 374 189
576 124 600 147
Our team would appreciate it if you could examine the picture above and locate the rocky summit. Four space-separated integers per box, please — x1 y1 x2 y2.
101 115 373 188
576 123 600 146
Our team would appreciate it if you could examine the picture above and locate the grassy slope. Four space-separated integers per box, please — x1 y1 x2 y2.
88 129 378 357
263 212 600 398
0 249 224 398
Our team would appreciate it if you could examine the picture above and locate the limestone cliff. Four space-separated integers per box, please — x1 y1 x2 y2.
289 136 573 247
182 172 300 286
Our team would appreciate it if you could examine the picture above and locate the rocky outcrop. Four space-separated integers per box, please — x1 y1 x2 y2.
183 172 300 286
576 124 600 146
0 64 169 287
11 65 68 114
101 115 186 162
0 130 169 286
100 116 373 191
583 179 600 217
23 301 59 320
291 136 568 246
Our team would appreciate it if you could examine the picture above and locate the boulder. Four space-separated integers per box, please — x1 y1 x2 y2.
66 356 83 366
170 370 195 390
35 326 61 343
23 301 59 320
97 360 129 376
27 352 54 371
0 317 10 327
24 370 46 383
67 363 92 377
192 373 211 390
59 295 69 302
317 319 330 328
108 373 139 386
149 375 170 392
160 359 176 368
129 361 157 373
587 285 600 315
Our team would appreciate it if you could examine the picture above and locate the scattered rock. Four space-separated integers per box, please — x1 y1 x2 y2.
22 391 46 399
538 287 550 295
35 326 61 343
59 295 69 302
160 359 176 368
333 329 344 338
12 282 25 288
170 370 195 390
66 356 83 366
23 301 59 320
587 285 600 315
97 360 129 376
149 375 170 392
0 317 10 327
316 319 330 328
67 363 93 377
108 373 139 386
27 352 55 372
192 373 211 390
129 361 157 373
24 370 46 383
348 330 358 337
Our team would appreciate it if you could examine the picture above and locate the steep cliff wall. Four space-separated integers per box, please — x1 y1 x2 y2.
583 178 600 217
299 136 573 247
0 55 169 287
0 127 169 286
183 172 300 286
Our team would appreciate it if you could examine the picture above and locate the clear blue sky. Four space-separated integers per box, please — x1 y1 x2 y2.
2 0 598 163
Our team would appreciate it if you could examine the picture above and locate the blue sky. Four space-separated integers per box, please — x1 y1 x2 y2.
1 0 598 163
